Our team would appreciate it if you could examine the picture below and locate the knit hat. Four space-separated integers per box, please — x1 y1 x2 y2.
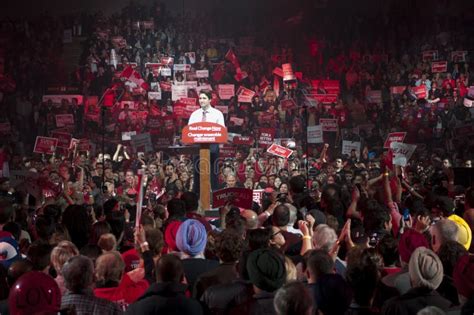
246 248 286 292
408 247 443 290
453 254 474 299
398 229 429 263
164 220 183 252
448 214 472 250
175 219 207 256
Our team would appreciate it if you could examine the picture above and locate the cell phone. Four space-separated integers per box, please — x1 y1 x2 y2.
403 208 410 221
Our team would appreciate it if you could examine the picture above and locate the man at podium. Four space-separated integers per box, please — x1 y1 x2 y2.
188 90 225 194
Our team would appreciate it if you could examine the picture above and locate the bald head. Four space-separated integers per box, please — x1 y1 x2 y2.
241 210 258 229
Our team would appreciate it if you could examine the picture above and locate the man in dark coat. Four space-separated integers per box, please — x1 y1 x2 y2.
382 247 452 314
126 254 203 315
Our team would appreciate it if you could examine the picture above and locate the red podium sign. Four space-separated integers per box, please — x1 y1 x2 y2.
181 122 228 144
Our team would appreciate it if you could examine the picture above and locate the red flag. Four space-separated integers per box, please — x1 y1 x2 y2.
273 77 280 96
120 66 149 90
225 49 240 69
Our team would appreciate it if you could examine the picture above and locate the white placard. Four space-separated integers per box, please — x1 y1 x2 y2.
307 125 323 144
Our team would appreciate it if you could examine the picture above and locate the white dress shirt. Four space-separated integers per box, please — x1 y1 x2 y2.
188 106 225 126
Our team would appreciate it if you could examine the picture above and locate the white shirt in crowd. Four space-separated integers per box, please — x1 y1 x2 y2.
188 107 225 126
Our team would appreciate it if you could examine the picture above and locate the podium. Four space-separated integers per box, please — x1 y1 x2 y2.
182 122 228 210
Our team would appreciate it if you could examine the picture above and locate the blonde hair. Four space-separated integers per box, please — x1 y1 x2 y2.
50 241 79 275
98 233 117 252
285 256 297 282
95 251 125 284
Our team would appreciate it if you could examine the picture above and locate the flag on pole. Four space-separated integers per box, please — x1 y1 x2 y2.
225 49 240 69
120 66 149 91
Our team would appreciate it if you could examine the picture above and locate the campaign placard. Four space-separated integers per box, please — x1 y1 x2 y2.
171 85 188 101
342 141 361 158
121 131 137 141
34 137 58 154
218 84 235 100
258 128 275 148
196 70 209 78
319 118 338 132
232 136 254 146
413 85 427 99
431 61 448 73
50 132 72 149
307 125 323 143
267 143 293 159
131 133 153 152
212 187 253 209
384 132 407 149
390 142 417 166
280 99 297 110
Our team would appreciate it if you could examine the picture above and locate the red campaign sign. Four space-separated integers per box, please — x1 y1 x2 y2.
51 132 72 149
311 80 340 95
55 114 74 127
173 103 186 118
220 146 237 158
160 82 172 92
147 116 161 129
390 86 406 95
413 85 427 99
319 118 338 132
180 97 197 106
280 99 297 110
383 132 407 149
34 137 58 154
431 61 448 73
233 136 254 146
282 63 295 81
422 50 438 62
273 67 284 77
267 143 293 159
77 139 91 151
451 51 467 62
258 128 276 148
310 94 338 104
212 187 253 209
236 86 256 103
163 117 174 131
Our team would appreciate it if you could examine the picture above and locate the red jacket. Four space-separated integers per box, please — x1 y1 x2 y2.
94 273 149 308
